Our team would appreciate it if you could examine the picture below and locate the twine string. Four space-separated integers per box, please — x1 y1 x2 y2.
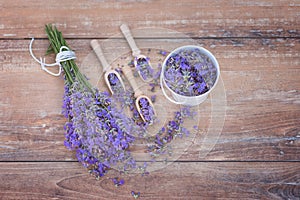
29 38 76 76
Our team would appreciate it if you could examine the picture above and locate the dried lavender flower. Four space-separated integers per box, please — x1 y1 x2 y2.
138 97 155 124
112 177 125 187
147 106 195 156
135 57 154 81
107 72 124 94
164 47 217 96
45 25 141 178
131 191 141 199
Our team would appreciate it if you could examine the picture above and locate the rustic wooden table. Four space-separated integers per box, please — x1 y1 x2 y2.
0 0 299 199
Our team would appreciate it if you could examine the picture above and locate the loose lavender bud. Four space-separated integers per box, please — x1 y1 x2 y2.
107 72 124 94
159 50 167 56
135 57 154 81
112 178 125 187
150 95 156 103
164 47 217 96
131 191 141 199
147 106 194 153
138 97 155 124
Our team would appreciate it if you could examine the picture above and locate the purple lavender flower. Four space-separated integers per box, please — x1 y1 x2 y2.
108 73 119 85
112 178 125 187
45 25 149 181
150 95 156 103
62 84 72 119
62 78 141 178
135 57 154 81
148 106 194 153
164 47 217 96
107 72 124 94
138 97 155 124
159 50 167 56
62 83 82 150
131 191 140 199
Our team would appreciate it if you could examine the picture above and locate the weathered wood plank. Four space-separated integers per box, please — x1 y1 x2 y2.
1 38 299 73
0 162 299 199
2 1 299 199
1 91 299 162
0 0 299 39
0 38 299 161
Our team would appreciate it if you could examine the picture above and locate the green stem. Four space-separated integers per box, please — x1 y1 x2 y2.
44 24 94 93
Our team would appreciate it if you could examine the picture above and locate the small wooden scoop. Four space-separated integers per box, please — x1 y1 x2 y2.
122 65 156 124
120 24 154 82
90 39 125 95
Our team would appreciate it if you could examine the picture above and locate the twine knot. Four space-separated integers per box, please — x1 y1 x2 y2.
29 38 76 76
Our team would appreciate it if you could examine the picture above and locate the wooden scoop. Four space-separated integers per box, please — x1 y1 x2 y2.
120 24 154 82
90 39 125 95
122 65 156 124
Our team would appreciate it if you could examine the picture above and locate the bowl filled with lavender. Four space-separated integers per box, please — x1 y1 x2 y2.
160 45 220 106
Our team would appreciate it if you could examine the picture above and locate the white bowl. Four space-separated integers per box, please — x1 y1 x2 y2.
160 45 220 106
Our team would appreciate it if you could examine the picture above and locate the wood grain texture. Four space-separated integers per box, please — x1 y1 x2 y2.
0 162 299 199
1 38 300 72
0 0 299 39
1 0 300 199
0 38 299 161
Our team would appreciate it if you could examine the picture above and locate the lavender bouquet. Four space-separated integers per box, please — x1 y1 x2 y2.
45 25 139 178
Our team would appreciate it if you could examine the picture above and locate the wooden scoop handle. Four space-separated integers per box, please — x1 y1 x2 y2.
90 39 110 72
122 65 143 98
120 24 141 57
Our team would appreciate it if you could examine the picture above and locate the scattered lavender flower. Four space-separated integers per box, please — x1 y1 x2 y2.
128 60 134 67
112 177 125 187
148 63 162 93
147 106 195 155
135 57 154 81
136 162 149 176
131 191 141 199
159 50 167 56
164 47 217 96
150 95 156 103
149 83 156 92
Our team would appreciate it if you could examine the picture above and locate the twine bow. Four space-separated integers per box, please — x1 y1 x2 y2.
29 38 76 76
